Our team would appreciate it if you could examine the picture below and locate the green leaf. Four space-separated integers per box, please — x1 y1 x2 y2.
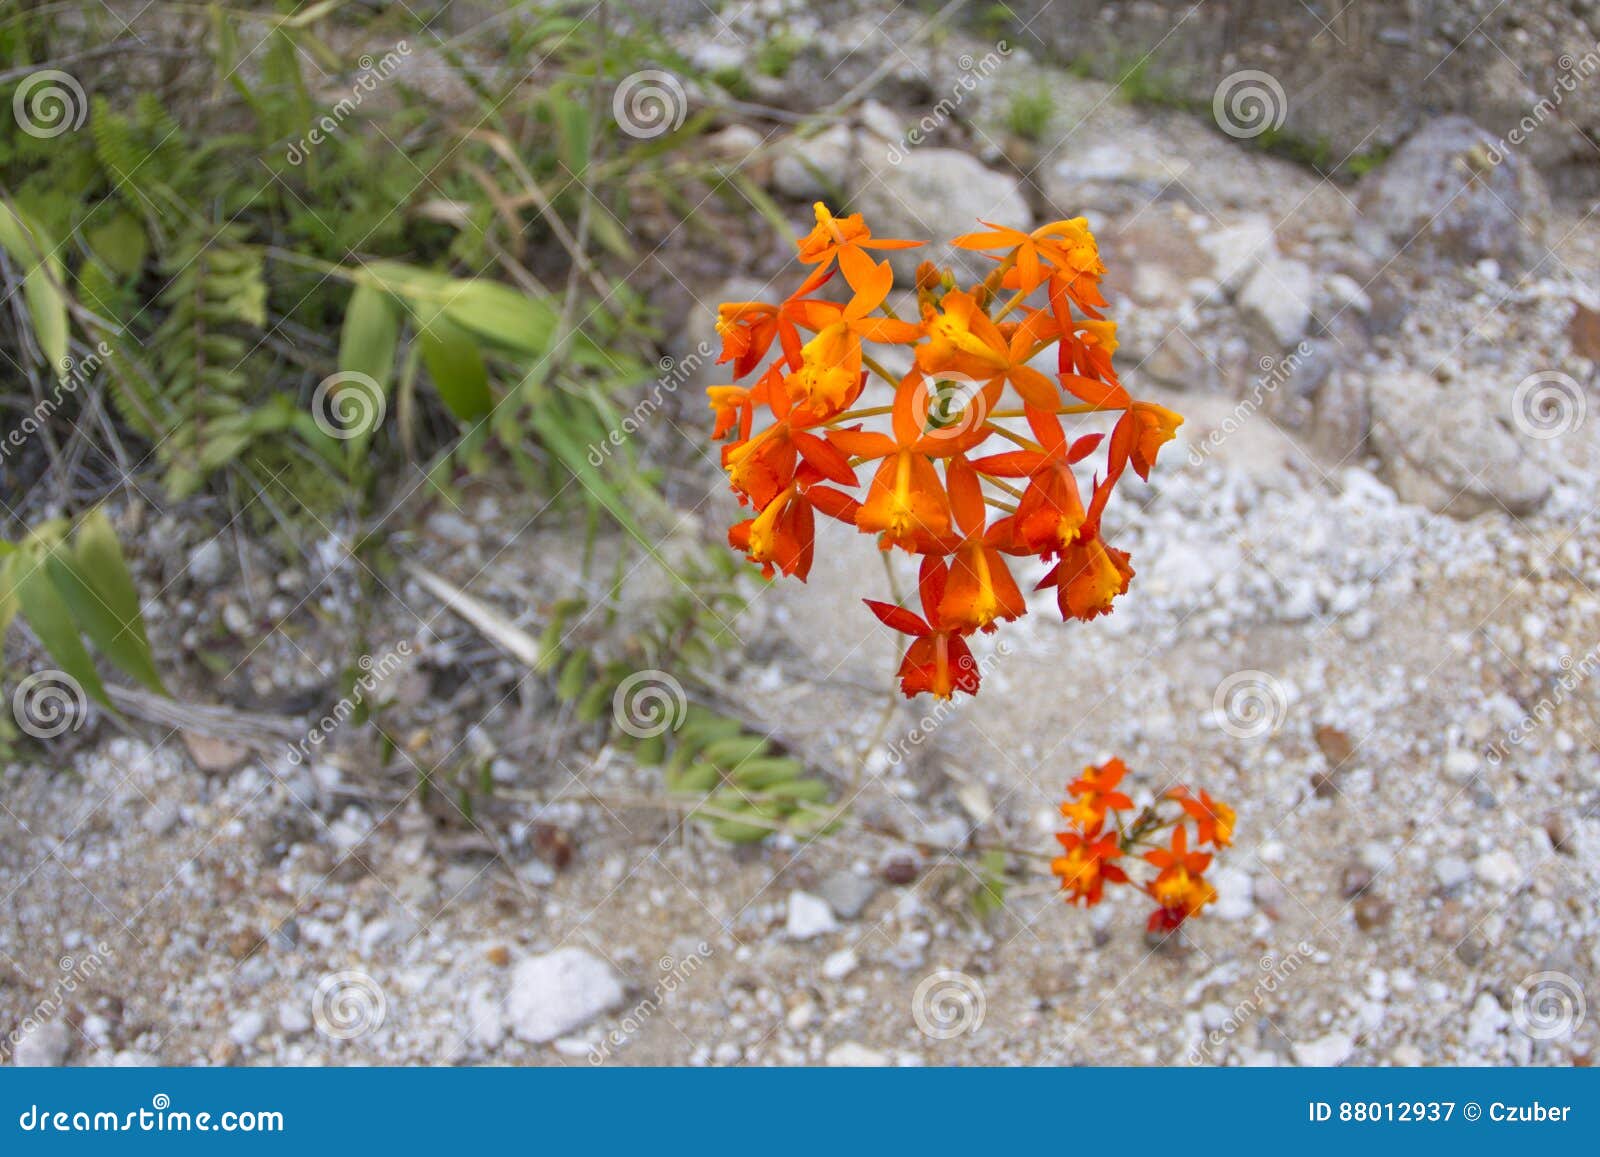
338 283 400 392
437 279 557 358
0 204 69 373
54 511 164 692
13 554 109 707
417 316 492 420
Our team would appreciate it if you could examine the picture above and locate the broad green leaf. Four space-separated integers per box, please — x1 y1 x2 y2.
57 511 164 692
14 555 109 706
338 283 399 391
437 279 556 358
417 316 492 420
0 204 68 373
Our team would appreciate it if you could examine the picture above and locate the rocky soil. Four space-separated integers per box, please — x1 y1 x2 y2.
3 5 1598 1067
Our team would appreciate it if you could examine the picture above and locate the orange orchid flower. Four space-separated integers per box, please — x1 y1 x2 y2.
796 202 922 295
716 264 835 378
1060 756 1136 830
864 559 982 700
707 202 1185 709
916 291 1062 410
1051 823 1127 906
1170 787 1236 848
938 454 1025 632
1144 825 1217 928
974 408 1102 558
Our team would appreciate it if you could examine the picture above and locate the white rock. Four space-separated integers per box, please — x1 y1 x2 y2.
786 890 838 940
13 1021 71 1067
1292 1030 1354 1066
772 123 853 201
187 538 227 584
1238 259 1315 346
856 99 903 142
1472 850 1522 890
825 1041 891 1066
227 1010 267 1047
1208 866 1255 921
1198 217 1278 292
821 947 859 981
854 149 1029 282
1465 992 1509 1049
1443 748 1481 781
506 948 626 1044
277 1000 312 1035
1434 856 1472 889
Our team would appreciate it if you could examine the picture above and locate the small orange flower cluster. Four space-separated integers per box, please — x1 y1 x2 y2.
1052 758 1235 931
709 203 1182 700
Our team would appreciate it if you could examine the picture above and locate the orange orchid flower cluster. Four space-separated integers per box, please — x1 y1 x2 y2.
1052 757 1236 931
708 203 1183 700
